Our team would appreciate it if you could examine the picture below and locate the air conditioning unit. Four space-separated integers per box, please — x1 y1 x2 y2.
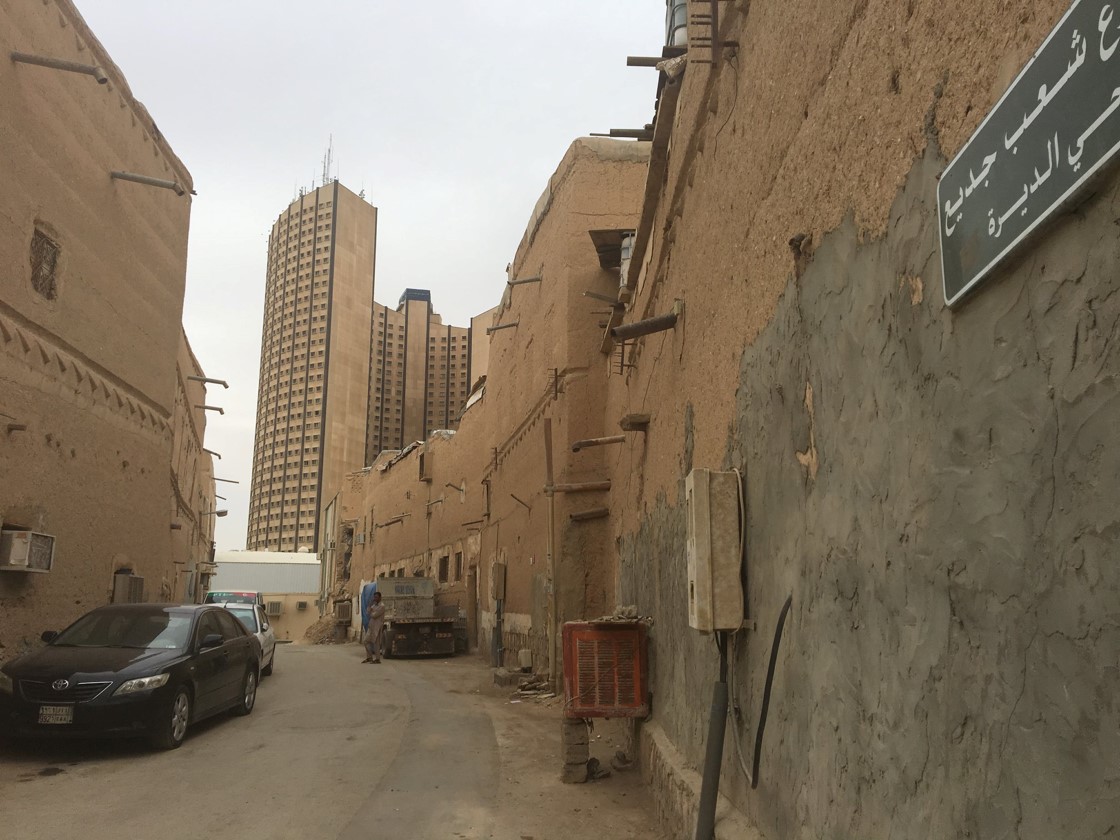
266 601 283 617
296 601 308 610
334 600 353 625
355 533 365 545
619 230 635 292
112 571 145 603
562 621 649 719
0 530 56 572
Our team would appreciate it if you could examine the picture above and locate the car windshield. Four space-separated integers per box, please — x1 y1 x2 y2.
227 607 258 632
53 611 192 650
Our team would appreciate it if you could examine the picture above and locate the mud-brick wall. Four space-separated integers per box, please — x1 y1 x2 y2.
621 154 1120 840
0 0 195 656
612 2 1119 837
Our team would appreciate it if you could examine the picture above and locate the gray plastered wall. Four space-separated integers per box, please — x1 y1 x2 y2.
619 144 1120 838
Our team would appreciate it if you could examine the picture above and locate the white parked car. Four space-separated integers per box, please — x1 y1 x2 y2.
219 603 277 676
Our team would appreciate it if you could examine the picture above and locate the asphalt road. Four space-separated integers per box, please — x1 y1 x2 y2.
0 644 663 840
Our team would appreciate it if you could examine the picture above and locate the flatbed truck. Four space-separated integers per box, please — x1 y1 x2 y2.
376 577 459 657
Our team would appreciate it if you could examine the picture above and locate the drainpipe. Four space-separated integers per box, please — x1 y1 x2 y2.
543 419 557 688
696 631 729 840
610 310 678 342
570 435 626 452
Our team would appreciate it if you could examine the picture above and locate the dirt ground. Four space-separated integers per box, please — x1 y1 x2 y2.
0 643 666 840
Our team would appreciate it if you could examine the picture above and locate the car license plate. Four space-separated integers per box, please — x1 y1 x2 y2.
38 705 74 725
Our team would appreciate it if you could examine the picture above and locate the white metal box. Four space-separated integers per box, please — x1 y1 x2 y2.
0 530 55 572
685 469 744 632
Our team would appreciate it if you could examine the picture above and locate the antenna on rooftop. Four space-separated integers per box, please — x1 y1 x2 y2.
322 135 333 186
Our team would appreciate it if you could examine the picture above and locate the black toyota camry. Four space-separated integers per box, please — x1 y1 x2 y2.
0 604 261 750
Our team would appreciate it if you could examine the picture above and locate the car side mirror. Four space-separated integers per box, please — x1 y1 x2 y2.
41 630 58 643
200 633 223 649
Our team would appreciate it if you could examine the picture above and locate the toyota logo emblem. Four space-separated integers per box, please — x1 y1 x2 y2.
51 679 70 691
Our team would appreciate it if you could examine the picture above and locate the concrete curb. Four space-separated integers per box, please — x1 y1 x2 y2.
639 722 766 840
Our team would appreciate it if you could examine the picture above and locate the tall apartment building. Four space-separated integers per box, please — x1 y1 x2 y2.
368 289 477 456
247 182 377 551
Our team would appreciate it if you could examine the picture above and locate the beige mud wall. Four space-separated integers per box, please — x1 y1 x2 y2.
610 2 1119 838
328 140 648 669
333 429 490 643
0 1 199 656
169 332 218 602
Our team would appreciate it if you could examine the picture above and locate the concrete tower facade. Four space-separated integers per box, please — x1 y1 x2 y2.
247 182 377 551
367 289 475 457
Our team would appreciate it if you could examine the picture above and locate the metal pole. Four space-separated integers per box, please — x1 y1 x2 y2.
570 435 626 452
543 419 556 688
110 170 188 196
507 275 542 286
582 290 620 304
187 375 229 388
552 480 611 493
590 128 654 140
486 321 519 335
696 634 729 840
11 51 107 84
611 312 678 342
569 507 609 522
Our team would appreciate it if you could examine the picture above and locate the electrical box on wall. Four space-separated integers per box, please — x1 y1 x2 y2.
685 469 744 632
492 562 507 600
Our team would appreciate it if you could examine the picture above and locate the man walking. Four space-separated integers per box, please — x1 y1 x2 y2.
363 590 386 663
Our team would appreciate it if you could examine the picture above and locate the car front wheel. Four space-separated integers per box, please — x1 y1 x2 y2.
233 668 257 716
150 687 190 750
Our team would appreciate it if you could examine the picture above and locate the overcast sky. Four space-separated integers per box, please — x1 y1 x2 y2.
76 1 664 551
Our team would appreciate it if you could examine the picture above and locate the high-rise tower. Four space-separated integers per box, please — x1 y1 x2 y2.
367 289 475 456
246 182 377 551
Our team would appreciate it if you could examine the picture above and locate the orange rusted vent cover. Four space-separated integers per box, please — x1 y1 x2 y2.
562 621 649 719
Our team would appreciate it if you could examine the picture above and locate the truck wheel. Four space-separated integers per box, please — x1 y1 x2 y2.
381 628 394 659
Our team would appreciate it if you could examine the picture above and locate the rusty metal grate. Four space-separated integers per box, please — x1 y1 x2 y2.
30 228 60 300
563 622 648 718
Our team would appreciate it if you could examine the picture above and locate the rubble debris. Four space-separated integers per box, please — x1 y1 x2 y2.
518 675 549 690
610 750 635 772
586 757 612 781
590 605 653 625
304 616 342 645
